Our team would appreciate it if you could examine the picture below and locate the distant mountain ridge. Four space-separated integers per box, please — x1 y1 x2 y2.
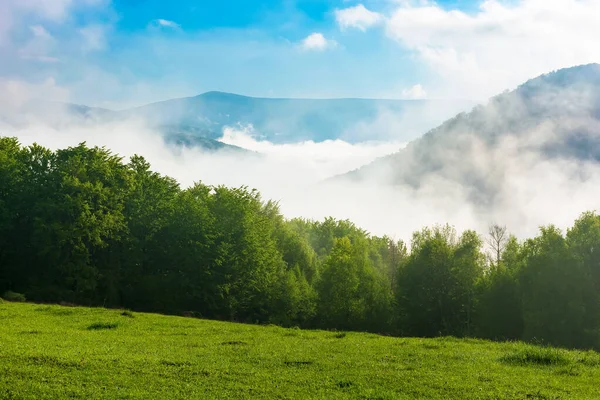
122 91 474 144
0 91 475 150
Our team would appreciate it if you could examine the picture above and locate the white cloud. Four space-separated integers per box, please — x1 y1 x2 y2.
380 0 600 99
30 25 52 39
0 0 73 41
17 24 59 62
0 77 70 108
152 19 181 29
335 4 383 31
401 84 427 99
79 24 108 52
13 0 73 21
8 115 600 243
219 126 404 179
300 33 337 51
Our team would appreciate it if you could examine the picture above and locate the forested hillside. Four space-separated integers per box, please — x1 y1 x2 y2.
2 137 600 350
340 64 600 204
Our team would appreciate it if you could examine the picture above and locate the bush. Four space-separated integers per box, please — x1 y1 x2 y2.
3 291 26 302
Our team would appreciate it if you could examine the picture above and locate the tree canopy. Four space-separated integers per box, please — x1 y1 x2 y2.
2 137 600 350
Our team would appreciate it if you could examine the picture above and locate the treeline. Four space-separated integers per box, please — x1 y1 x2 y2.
2 137 600 350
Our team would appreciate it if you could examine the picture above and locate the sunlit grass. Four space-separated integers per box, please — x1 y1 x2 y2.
1 301 599 399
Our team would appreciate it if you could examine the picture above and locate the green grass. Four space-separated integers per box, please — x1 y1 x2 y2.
1 302 600 399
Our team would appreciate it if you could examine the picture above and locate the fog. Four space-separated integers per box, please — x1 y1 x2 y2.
4 72 600 244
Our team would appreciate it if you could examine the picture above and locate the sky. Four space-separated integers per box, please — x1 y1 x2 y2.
2 0 600 109
3 0 600 241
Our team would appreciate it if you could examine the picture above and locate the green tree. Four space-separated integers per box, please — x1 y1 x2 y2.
397 225 484 337
119 155 180 310
317 235 393 332
0 138 25 293
208 186 286 322
520 225 597 348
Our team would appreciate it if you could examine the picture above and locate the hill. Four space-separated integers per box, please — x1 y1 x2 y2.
1 301 600 399
1 93 473 152
0 101 246 153
337 64 600 204
123 91 474 144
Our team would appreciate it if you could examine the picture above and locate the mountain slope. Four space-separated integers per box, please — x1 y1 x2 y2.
0 101 246 153
2 93 474 152
2 301 600 399
338 64 600 204
123 91 474 144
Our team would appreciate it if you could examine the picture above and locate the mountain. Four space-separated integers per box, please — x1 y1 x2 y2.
1 93 474 152
122 91 475 144
0 101 246 153
162 132 248 153
336 64 600 205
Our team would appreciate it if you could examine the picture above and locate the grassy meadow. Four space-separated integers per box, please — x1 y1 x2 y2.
1 301 599 399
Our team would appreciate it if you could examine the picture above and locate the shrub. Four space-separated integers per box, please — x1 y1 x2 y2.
3 291 26 302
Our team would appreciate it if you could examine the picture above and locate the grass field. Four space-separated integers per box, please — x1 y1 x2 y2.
1 301 600 399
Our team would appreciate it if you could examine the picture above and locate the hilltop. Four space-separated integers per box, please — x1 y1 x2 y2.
124 91 474 143
0 92 474 151
338 64 600 204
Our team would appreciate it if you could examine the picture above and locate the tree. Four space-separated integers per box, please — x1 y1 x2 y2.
476 236 524 341
119 155 180 310
397 225 484 337
0 138 25 293
519 225 597 348
7 137 600 349
486 224 508 268
208 186 286 322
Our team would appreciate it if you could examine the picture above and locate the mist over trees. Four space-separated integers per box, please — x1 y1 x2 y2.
3 137 600 350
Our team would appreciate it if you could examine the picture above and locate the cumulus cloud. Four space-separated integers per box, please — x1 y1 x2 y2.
0 0 111 62
335 4 383 31
151 19 181 29
337 0 600 99
3 0 600 246
300 33 337 51
401 84 427 99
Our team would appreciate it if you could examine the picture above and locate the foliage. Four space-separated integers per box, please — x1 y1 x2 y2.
397 226 485 337
2 291 26 302
4 137 600 349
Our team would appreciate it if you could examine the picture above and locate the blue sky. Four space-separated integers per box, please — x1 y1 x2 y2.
0 0 598 108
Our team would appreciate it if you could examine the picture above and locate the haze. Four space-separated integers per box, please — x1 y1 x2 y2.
3 0 600 243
